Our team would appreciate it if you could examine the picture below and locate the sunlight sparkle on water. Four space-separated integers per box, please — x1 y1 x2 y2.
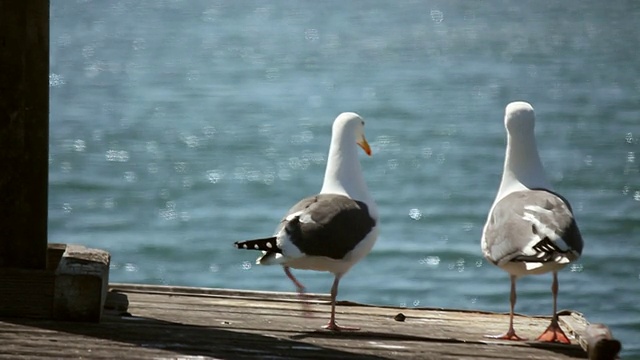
304 28 319 42
202 126 216 138
159 201 178 221
124 171 137 183
105 149 130 162
182 135 199 148
246 170 262 182
206 169 224 184
174 162 188 174
73 139 86 152
49 73 66 87
288 157 310 170
625 132 634 144
448 258 465 272
570 264 584 272
290 130 314 145
419 256 440 266
262 172 275 185
408 208 422 220
430 9 444 23
62 203 72 214
124 263 139 272
60 161 72 173
182 176 193 189
302 150 325 165
265 67 281 80
103 197 116 209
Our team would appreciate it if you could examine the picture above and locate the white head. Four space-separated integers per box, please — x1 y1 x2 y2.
332 112 371 156
321 112 374 207
494 101 551 200
505 101 536 137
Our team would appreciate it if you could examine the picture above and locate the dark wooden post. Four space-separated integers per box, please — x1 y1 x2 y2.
0 0 50 269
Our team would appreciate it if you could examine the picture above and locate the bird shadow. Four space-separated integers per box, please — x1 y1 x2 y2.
290 329 483 344
291 329 587 359
0 312 392 360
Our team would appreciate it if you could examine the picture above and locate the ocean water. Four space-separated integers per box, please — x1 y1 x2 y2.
50 1 640 356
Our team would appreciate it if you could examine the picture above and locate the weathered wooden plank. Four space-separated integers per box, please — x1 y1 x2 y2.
560 312 621 360
108 283 590 346
0 284 593 359
584 324 621 360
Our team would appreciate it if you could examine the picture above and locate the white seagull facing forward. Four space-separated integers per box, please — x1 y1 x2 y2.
235 112 379 331
481 101 584 343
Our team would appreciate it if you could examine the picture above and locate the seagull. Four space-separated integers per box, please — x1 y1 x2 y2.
234 112 379 331
481 101 584 343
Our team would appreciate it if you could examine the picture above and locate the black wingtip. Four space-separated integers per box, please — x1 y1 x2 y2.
234 237 282 253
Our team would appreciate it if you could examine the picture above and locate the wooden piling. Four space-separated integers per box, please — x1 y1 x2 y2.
0 0 50 269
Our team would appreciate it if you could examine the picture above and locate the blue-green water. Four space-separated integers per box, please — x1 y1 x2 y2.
50 1 639 356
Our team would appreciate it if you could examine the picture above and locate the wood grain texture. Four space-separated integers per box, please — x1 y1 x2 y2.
0 0 50 269
0 284 591 359
0 268 55 318
561 313 621 360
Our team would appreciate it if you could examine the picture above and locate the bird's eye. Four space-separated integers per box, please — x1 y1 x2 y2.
361 120 365 126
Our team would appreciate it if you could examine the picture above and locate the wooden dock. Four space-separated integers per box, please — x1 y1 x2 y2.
0 3 620 359
0 283 604 359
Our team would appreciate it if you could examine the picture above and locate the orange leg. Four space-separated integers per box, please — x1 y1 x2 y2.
322 275 359 331
486 275 526 341
283 266 311 317
536 272 571 343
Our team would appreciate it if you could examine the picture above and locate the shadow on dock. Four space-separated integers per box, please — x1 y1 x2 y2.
2 315 389 360
0 284 599 359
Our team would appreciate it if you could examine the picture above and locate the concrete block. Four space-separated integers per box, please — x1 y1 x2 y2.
53 244 111 322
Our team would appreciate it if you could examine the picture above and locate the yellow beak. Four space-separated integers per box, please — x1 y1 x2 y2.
358 138 372 156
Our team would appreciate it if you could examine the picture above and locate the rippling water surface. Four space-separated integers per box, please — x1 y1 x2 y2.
50 1 639 355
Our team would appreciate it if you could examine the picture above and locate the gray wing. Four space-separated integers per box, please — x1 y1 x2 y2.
484 189 583 266
277 194 376 260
